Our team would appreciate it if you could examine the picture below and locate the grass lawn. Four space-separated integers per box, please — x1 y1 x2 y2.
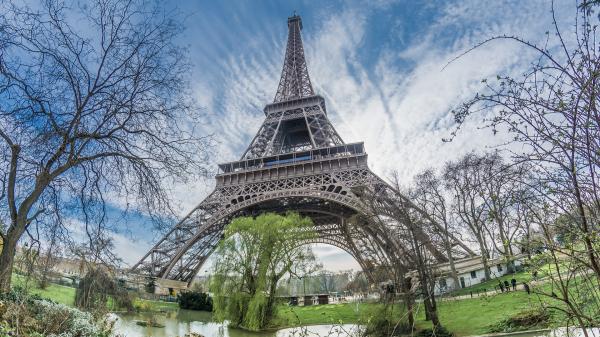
275 291 561 336
273 302 384 327
11 273 76 306
10 273 179 312
420 292 543 335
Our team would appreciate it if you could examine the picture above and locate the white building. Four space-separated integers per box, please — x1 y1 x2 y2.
433 254 525 295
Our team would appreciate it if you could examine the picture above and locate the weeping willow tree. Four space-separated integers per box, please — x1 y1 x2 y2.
210 212 318 331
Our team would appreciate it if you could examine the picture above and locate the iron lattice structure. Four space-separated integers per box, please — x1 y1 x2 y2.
132 14 471 284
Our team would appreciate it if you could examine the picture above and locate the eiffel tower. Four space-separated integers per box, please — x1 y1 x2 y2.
132 14 470 285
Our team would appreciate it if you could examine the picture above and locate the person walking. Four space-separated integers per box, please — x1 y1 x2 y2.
498 281 505 293
523 282 530 295
504 280 511 292
511 278 517 291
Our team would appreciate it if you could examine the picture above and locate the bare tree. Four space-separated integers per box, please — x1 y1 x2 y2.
441 151 529 274
345 270 369 293
317 270 335 294
0 0 211 291
361 174 452 331
411 168 461 290
522 184 600 331
449 0 600 331
450 0 600 283
510 172 542 260
443 153 493 280
389 176 442 330
478 152 529 267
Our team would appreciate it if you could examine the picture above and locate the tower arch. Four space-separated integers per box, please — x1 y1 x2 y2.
141 190 386 282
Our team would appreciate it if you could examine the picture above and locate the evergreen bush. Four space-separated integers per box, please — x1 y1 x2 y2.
416 326 454 337
177 291 213 311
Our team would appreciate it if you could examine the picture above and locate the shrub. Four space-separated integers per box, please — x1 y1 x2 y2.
75 268 133 312
0 321 16 337
0 286 42 303
145 278 156 294
133 299 154 312
0 287 120 337
364 304 411 337
177 291 213 311
488 308 550 333
416 326 454 337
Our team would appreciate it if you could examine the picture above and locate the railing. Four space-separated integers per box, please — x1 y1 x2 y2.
263 95 325 116
217 142 365 174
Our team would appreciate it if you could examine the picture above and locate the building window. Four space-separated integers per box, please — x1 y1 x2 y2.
439 278 447 289
470 271 477 279
497 264 503 272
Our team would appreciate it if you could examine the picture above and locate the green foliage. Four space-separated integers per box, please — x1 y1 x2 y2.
210 212 318 331
488 307 550 333
177 291 213 311
0 321 16 337
245 292 269 330
0 286 42 304
132 298 178 312
272 291 562 335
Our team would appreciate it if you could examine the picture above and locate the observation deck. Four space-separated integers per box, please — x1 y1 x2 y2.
216 142 368 187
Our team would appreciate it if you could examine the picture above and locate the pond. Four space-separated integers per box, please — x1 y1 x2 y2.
115 310 361 337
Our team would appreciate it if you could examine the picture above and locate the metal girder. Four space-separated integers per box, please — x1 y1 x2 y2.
241 14 341 160
241 99 343 160
273 15 314 103
131 14 455 285
131 165 450 283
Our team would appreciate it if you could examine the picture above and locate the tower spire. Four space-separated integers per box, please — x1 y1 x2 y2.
273 14 315 103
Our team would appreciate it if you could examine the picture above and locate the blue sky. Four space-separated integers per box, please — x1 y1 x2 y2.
102 0 574 273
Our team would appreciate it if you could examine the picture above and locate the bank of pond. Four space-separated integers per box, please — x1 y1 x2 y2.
116 310 361 337
113 291 561 337
8 274 572 336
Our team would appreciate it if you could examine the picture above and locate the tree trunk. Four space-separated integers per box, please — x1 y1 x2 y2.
448 257 460 290
265 275 280 325
410 223 442 329
0 236 17 293
496 217 513 264
405 292 415 329
443 235 460 290
481 254 491 280
573 177 600 283
476 234 491 280
423 295 441 327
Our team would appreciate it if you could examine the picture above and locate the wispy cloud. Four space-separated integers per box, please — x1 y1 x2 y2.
116 0 574 272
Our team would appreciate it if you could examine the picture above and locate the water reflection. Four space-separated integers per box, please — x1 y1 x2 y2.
115 310 360 337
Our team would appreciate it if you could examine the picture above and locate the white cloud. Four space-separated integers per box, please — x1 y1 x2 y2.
112 232 151 267
308 0 566 184
114 1 575 272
